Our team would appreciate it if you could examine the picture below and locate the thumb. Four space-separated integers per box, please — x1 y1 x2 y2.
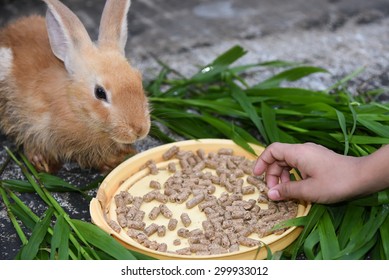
267 179 315 202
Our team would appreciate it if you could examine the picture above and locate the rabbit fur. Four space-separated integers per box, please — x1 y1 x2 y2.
0 0 150 173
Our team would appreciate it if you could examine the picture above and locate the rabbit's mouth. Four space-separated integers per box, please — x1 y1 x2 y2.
110 124 150 144
111 134 142 145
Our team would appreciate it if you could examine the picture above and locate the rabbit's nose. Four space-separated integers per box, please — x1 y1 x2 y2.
132 123 150 139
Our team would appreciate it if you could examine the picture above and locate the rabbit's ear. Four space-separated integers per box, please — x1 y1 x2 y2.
44 0 93 72
98 0 131 54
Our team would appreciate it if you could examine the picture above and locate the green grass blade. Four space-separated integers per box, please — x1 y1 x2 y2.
147 67 172 97
336 236 377 260
0 187 29 245
331 134 389 145
248 88 338 104
9 203 37 231
152 110 221 139
357 117 389 138
37 173 84 193
255 66 329 89
2 176 95 195
351 189 389 206
326 66 365 93
303 230 320 260
149 123 176 143
229 83 268 143
290 204 326 259
336 206 389 258
261 102 280 143
348 102 358 138
380 214 389 259
229 60 302 74
272 216 308 230
19 207 54 260
191 45 247 82
150 97 246 117
71 219 140 260
318 211 340 259
200 114 259 154
1 180 35 193
50 214 70 260
257 60 303 68
335 110 349 155
337 205 365 249
6 189 42 228
5 148 51 206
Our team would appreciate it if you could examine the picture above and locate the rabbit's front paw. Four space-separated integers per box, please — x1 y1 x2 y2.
98 145 137 174
26 151 62 173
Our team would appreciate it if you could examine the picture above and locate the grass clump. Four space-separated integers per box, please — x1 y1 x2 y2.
147 45 389 259
1 45 388 259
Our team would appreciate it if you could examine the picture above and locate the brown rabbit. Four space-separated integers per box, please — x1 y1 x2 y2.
0 0 150 173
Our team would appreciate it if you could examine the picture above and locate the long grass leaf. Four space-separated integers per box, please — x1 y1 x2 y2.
255 66 328 89
348 102 358 138
337 206 389 257
248 88 339 104
229 60 302 74
191 45 247 82
261 102 280 143
0 187 29 245
336 236 377 260
325 66 365 93
71 219 140 260
337 205 365 249
19 207 54 260
290 204 326 259
1 180 34 193
50 214 70 260
380 214 389 259
318 211 340 259
357 117 389 138
331 134 389 145
230 83 268 143
351 189 389 206
200 115 259 154
303 230 320 260
150 97 246 117
335 110 349 155
272 216 308 230
9 204 37 231
38 173 84 193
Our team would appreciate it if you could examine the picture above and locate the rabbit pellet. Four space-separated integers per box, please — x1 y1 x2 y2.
109 145 298 256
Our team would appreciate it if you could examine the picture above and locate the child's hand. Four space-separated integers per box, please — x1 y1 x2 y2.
253 142 365 203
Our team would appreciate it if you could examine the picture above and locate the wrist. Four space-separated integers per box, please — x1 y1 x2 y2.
353 148 389 197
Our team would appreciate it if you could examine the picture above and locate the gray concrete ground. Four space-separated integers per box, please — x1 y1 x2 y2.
1 0 389 259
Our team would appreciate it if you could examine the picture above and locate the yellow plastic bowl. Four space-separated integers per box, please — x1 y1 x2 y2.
90 139 311 259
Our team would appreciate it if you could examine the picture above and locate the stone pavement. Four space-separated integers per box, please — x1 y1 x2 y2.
1 0 389 259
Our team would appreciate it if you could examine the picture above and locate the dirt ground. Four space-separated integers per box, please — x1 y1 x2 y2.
1 0 389 259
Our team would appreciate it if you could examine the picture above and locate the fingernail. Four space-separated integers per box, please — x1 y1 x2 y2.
268 189 281 200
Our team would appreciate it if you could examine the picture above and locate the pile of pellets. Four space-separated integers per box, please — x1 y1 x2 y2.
108 146 298 256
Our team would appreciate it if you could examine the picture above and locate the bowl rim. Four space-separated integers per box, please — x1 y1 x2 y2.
90 139 312 259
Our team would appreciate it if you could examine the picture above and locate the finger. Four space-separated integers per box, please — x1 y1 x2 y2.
280 168 291 183
253 142 299 175
266 174 281 188
264 161 291 187
253 157 267 175
258 143 302 169
253 144 283 175
267 178 319 202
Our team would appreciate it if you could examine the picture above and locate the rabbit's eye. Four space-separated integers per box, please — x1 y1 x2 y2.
95 85 108 102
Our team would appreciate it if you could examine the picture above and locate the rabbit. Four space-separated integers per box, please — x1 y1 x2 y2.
0 0 150 174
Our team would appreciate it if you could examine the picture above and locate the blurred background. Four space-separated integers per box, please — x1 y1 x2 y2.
1 0 388 87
